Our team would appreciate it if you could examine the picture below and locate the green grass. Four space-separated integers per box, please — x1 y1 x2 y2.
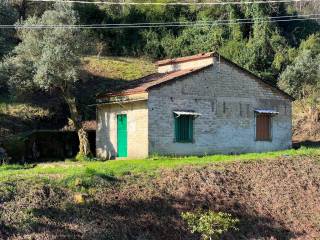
82 56 156 81
1 148 319 186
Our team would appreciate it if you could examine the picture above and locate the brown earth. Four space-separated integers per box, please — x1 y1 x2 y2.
1 156 320 240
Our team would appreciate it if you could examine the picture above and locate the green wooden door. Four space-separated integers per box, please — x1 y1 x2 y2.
117 114 127 157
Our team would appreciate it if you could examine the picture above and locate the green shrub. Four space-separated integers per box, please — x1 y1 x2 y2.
181 209 239 240
75 152 94 162
2 133 29 163
0 152 11 165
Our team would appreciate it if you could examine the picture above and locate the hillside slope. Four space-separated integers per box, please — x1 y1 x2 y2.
82 56 155 81
0 56 156 138
1 154 320 239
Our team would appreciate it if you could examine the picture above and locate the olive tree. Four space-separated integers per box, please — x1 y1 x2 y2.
278 34 320 99
278 50 320 124
278 50 319 99
3 3 92 157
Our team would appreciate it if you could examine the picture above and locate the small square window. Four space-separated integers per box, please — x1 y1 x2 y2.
256 113 271 141
174 115 193 142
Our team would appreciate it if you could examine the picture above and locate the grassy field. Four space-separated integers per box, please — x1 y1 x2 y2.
1 147 319 186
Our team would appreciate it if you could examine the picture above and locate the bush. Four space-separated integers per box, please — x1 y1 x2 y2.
75 152 94 161
2 134 28 163
0 147 11 164
181 209 239 240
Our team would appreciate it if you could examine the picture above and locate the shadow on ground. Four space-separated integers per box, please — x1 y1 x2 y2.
294 140 320 149
2 195 300 240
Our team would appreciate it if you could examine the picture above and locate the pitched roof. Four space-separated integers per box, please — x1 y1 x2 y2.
97 65 212 98
97 52 294 101
156 52 214 66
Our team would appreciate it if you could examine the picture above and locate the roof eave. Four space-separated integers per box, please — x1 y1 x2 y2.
97 90 147 99
96 91 149 105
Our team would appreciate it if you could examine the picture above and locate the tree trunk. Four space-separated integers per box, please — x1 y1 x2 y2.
13 0 27 20
78 128 91 156
63 90 92 157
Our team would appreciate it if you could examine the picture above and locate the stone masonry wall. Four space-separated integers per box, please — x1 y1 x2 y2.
96 100 148 159
148 59 292 155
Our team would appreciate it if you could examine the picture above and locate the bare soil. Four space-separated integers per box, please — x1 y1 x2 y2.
1 156 320 240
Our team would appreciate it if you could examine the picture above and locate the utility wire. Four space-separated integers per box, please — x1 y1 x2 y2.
0 16 319 29
73 13 320 25
1 18 319 29
16 13 314 26
28 0 314 5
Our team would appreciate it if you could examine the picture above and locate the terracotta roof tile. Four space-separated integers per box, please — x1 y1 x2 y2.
61 120 97 131
82 120 97 131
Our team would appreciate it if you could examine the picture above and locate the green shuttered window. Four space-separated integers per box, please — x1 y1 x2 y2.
175 115 194 142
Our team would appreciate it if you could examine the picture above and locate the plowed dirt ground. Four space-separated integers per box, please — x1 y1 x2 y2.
1 156 320 239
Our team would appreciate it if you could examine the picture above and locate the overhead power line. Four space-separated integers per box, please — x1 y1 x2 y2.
25 13 317 26
0 13 319 29
86 13 320 25
28 0 314 6
1 18 319 29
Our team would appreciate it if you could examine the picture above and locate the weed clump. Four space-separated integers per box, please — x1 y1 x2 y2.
75 152 94 162
181 209 239 240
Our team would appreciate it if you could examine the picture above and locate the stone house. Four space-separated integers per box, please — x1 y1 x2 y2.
96 52 294 159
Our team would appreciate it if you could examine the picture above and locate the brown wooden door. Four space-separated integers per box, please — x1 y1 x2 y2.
256 114 271 141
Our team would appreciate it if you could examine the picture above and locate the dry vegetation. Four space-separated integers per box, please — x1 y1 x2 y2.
292 100 320 143
1 154 320 239
82 56 156 81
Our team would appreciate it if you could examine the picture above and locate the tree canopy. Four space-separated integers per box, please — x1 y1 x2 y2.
279 34 320 99
2 3 92 157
